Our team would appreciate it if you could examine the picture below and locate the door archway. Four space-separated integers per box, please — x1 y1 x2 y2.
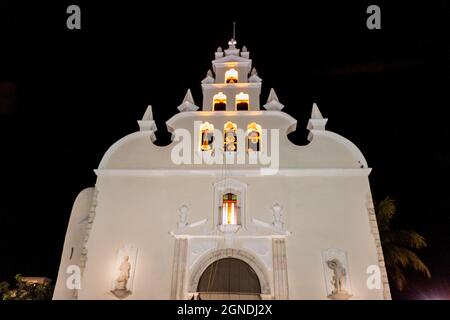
197 258 261 300
188 249 271 298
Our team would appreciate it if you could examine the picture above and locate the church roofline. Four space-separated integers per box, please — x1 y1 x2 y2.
212 55 251 64
94 168 372 177
308 130 369 168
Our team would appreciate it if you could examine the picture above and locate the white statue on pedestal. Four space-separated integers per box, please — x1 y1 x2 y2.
326 258 352 300
115 256 131 290
111 255 132 299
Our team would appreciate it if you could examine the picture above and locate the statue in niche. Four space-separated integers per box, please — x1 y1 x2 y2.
326 258 352 300
111 255 132 299
115 256 131 290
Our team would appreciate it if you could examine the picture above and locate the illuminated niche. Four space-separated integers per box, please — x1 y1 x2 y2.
224 121 237 152
225 68 238 83
199 122 214 151
213 179 247 232
236 92 249 111
247 122 262 152
221 193 240 225
213 92 227 111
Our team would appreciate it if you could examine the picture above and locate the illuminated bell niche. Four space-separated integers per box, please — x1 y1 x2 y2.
213 92 227 111
221 193 240 225
247 122 262 152
199 122 214 151
224 121 237 152
225 68 238 83
236 92 249 111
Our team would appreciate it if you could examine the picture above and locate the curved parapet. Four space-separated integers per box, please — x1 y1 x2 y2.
309 130 368 168
96 106 369 174
53 187 95 300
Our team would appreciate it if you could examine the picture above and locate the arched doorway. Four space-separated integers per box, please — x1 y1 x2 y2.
197 258 261 300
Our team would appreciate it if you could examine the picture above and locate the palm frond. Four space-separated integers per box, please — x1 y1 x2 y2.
384 244 431 278
376 197 431 292
382 230 428 250
376 197 396 229
380 229 426 247
387 264 407 291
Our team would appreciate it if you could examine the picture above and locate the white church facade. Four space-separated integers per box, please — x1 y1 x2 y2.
53 38 391 300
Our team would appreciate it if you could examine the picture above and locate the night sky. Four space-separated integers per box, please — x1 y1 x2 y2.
0 1 449 300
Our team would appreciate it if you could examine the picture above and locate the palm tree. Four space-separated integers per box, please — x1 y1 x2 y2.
376 197 431 291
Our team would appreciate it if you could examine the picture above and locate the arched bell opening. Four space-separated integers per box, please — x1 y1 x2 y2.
225 68 238 83
213 92 227 111
236 92 249 111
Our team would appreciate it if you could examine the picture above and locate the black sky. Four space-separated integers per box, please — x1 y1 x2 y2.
0 1 449 299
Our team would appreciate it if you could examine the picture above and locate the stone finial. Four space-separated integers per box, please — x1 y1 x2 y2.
201 69 215 84
307 103 328 141
137 105 157 141
311 103 324 119
177 89 199 112
263 88 284 111
249 68 262 83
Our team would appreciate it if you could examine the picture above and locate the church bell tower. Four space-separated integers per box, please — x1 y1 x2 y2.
201 35 262 112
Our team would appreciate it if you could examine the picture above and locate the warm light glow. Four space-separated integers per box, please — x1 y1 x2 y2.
199 122 214 151
230 203 235 224
222 193 238 225
236 92 249 102
225 68 238 83
247 122 262 151
236 92 250 111
224 121 237 131
224 121 237 152
213 92 227 111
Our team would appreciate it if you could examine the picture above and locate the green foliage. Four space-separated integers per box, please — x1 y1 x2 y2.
0 281 9 295
1 274 54 300
376 197 431 291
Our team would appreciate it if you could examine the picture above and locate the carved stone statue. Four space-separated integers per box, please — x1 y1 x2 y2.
178 205 189 229
326 258 351 300
115 255 131 291
272 203 284 231
111 254 132 299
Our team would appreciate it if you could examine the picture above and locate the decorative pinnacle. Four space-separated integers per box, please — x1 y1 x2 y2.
228 21 237 47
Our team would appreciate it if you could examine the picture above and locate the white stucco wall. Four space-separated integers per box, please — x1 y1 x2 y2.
72 173 383 300
53 187 94 300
